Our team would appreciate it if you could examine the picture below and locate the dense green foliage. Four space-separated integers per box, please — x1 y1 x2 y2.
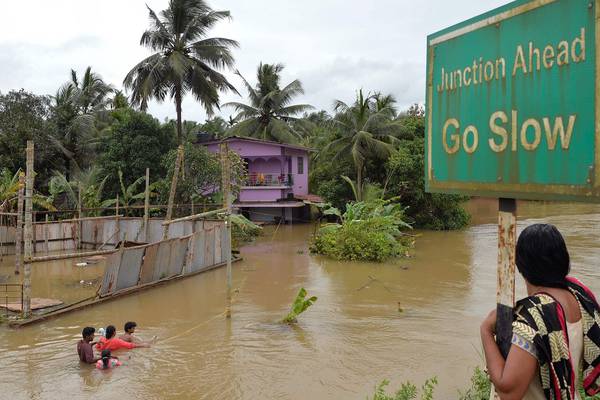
310 199 412 262
99 108 176 194
308 103 469 230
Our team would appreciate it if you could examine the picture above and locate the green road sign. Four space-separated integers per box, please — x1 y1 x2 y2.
425 0 600 201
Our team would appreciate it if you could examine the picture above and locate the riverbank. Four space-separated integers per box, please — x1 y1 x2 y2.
1 201 600 399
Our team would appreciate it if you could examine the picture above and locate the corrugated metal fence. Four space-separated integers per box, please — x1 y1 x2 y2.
99 221 227 297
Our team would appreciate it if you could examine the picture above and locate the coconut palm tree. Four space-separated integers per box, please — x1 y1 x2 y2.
123 0 239 144
51 67 113 178
321 90 399 201
225 63 313 143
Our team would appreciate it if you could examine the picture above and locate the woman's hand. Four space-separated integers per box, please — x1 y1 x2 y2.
481 308 497 334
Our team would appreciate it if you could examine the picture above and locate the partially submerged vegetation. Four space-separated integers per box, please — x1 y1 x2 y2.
230 214 262 248
368 377 438 400
282 287 317 324
310 199 413 262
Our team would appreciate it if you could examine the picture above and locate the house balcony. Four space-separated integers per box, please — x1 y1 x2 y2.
244 173 294 188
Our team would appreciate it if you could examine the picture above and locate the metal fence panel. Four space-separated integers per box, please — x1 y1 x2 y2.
214 225 222 265
100 251 122 296
102 219 117 245
167 237 188 277
139 243 158 284
115 247 145 291
153 240 173 281
204 229 215 267
147 220 163 244
189 231 205 273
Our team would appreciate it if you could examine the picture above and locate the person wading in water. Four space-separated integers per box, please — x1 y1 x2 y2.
481 224 600 399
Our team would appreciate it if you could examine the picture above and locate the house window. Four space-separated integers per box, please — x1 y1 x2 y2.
288 157 292 174
297 156 304 174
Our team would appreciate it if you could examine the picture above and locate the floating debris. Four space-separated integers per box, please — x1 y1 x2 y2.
75 262 88 267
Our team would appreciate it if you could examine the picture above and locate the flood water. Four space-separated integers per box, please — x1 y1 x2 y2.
2 200 600 399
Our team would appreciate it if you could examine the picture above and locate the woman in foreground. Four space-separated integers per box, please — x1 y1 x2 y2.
481 224 600 400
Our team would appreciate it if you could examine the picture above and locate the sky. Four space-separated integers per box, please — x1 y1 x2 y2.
0 0 507 123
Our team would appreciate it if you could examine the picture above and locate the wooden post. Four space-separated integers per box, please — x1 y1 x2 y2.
77 184 82 249
23 141 34 318
496 198 517 357
44 214 49 253
14 172 24 275
115 194 120 248
221 143 233 318
163 145 184 240
143 168 150 242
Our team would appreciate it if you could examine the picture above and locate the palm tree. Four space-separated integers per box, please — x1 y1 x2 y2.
51 67 113 178
225 63 313 143
123 0 239 143
321 90 399 201
48 167 109 215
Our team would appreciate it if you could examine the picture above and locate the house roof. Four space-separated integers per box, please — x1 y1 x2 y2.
198 136 315 152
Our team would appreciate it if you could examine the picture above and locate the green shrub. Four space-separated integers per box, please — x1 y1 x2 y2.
368 377 438 400
458 367 491 400
310 199 412 262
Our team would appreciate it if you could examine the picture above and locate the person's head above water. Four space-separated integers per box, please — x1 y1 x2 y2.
105 325 116 339
516 223 570 288
124 321 137 334
101 349 111 369
82 326 95 342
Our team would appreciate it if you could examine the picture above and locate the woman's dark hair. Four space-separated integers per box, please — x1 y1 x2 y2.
82 326 95 339
516 223 570 288
101 349 111 369
105 325 116 339
124 321 137 333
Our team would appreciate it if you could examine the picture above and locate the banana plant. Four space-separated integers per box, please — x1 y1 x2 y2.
102 169 158 215
282 287 318 324
0 168 56 212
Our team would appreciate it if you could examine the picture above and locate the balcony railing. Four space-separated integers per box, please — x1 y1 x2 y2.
246 173 293 187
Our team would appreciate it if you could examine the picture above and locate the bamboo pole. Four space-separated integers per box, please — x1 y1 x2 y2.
115 194 120 247
160 208 227 226
221 143 233 318
31 248 117 263
77 185 82 250
163 145 184 240
14 172 24 275
22 141 34 318
44 214 49 253
143 168 150 242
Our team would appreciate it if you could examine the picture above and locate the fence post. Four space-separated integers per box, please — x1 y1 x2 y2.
143 168 150 242
221 142 232 318
14 172 24 275
496 198 517 357
163 145 184 240
22 141 34 318
77 184 82 249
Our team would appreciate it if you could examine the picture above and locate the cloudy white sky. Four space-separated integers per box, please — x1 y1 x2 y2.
0 0 506 122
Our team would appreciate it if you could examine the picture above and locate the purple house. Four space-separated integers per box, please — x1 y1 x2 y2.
200 136 322 223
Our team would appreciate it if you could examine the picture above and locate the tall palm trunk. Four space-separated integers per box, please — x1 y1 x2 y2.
356 164 363 202
164 85 184 236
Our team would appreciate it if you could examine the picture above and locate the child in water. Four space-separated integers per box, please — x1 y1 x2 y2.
96 349 121 370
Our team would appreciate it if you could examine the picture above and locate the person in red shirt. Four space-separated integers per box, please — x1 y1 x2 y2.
96 325 150 352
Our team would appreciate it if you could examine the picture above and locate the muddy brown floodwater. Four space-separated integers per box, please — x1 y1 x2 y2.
2 200 600 399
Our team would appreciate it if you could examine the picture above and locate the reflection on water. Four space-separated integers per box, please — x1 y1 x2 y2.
2 200 600 399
